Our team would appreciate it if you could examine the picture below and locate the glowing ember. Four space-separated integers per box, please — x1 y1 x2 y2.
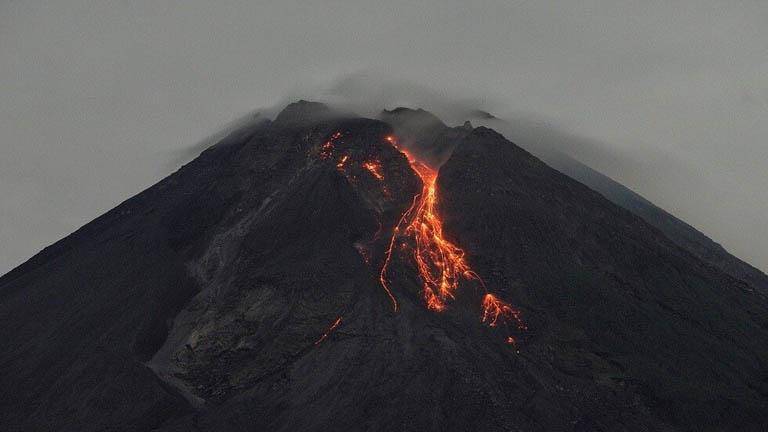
363 160 385 181
320 131 343 159
336 155 349 170
481 294 526 331
314 316 343 345
354 242 370 264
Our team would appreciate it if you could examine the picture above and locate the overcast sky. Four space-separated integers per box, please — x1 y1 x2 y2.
1 0 767 274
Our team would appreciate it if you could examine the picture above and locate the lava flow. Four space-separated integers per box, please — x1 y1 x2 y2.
319 131 525 344
320 131 343 159
380 135 526 342
314 316 343 345
399 153 475 312
362 160 385 181
481 293 527 331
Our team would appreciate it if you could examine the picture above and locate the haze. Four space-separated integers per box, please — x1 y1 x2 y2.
1 0 766 274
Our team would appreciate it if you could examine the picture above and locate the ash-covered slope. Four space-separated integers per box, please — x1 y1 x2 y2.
545 154 768 293
463 112 768 293
437 127 768 430
1 102 767 432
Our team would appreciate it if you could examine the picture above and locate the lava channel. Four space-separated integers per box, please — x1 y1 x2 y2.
314 316 343 345
379 135 526 342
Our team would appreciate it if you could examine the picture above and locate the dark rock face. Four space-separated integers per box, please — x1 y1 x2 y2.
542 151 768 294
438 127 768 430
1 102 767 431
380 107 454 167
464 112 768 294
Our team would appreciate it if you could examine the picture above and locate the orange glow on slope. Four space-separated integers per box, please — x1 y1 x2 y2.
380 135 526 343
481 294 526 331
363 160 385 181
336 155 349 170
320 131 343 159
379 194 419 312
314 316 343 345
320 132 525 345
401 153 477 311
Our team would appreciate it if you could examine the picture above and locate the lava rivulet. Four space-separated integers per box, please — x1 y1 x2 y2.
399 151 477 312
314 316 343 345
481 294 527 331
336 155 349 170
318 131 525 345
362 160 385 181
380 135 526 343
320 131 343 159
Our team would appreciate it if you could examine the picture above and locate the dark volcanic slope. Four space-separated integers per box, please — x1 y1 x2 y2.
543 152 768 294
1 102 767 432
467 114 768 293
437 127 768 430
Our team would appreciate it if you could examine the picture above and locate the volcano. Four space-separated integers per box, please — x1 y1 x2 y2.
1 101 767 431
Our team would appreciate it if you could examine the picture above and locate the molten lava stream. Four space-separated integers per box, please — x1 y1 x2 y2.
314 316 343 345
400 155 473 312
379 135 525 343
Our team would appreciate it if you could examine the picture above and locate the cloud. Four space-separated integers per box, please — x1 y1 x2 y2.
1 0 766 273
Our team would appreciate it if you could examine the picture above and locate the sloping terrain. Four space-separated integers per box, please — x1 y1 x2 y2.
464 113 768 293
438 127 768 430
545 153 768 293
1 102 766 431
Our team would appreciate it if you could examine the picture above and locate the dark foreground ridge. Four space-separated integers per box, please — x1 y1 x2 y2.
1 101 767 431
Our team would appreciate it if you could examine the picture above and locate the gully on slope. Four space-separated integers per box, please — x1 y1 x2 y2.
320 131 526 346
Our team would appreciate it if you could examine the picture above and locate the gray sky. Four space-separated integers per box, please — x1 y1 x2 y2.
1 0 767 274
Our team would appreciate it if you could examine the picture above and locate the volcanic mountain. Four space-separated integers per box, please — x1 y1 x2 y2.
1 101 767 431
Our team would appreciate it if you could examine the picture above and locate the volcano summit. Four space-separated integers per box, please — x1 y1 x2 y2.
1 101 767 431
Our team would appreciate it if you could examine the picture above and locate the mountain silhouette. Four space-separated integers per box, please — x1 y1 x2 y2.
1 101 767 431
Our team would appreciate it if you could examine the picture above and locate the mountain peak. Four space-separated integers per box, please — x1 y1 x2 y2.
273 100 332 126
467 109 497 120
380 107 447 130
2 102 767 431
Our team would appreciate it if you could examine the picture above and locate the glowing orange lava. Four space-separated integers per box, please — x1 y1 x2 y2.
380 135 526 343
363 160 385 181
320 132 525 346
314 316 343 345
320 131 343 159
481 293 527 331
383 145 491 312
407 155 476 310
379 194 418 312
336 155 349 170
